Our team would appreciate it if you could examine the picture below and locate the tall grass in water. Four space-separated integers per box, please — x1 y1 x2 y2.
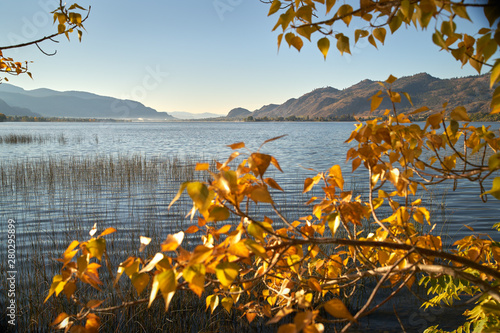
0 153 315 332
0 152 455 332
0 133 87 145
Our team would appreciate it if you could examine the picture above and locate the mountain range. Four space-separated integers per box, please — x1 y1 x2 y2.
0 73 492 120
227 73 492 119
0 84 174 119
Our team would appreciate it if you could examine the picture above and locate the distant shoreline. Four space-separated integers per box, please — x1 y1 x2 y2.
1 113 499 123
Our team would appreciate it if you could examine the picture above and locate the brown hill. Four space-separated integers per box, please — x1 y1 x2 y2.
250 73 491 119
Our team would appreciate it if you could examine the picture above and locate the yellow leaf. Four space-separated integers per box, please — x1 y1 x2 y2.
328 165 344 190
249 153 272 176
62 240 80 264
216 262 239 287
265 177 284 191
183 263 206 297
139 236 151 252
410 106 429 114
389 15 403 34
187 182 213 214
221 296 234 313
370 91 383 112
45 275 63 303
368 34 377 48
354 29 369 43
450 106 470 121
482 177 500 200
161 231 184 252
185 225 199 234
323 299 356 322
317 37 330 60
294 311 314 332
248 221 272 242
335 34 351 55
50 312 69 327
227 241 251 258
63 281 76 300
206 294 219 313
287 254 301 274
267 307 294 324
168 181 189 209
87 238 106 261
373 27 386 45
489 153 500 171
131 273 150 295
153 269 177 311
308 278 322 292
140 252 165 273
86 299 104 309
327 213 341 237
326 0 335 14
491 86 500 114
85 313 101 331
296 5 312 23
291 36 304 51
98 227 116 238
268 0 281 16
124 258 140 278
303 177 317 193
245 239 268 259
490 61 500 88
426 113 443 130
452 4 471 21
390 91 401 103
209 206 230 222
250 186 274 204
190 245 213 264
337 4 353 26
58 23 66 34
195 162 210 171
385 74 397 84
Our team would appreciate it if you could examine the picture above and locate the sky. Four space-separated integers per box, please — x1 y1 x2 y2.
0 0 492 115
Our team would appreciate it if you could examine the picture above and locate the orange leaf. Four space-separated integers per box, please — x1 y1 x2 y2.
86 299 105 309
185 225 199 234
228 142 245 150
98 227 116 238
195 163 210 171
324 299 356 322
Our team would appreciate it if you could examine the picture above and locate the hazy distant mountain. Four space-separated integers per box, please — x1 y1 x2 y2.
247 73 492 119
0 98 40 117
227 107 252 118
0 84 174 119
168 111 223 119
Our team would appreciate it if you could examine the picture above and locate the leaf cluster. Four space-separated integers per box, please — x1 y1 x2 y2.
0 2 89 83
46 81 500 332
266 0 500 115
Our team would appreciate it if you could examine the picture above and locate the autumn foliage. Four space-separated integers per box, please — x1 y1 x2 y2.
45 76 500 331
2 1 500 332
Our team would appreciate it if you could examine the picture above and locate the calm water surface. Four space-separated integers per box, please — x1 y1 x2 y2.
1 121 499 332
2 121 498 236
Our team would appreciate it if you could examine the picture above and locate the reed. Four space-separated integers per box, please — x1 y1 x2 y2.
0 153 303 332
0 133 86 145
0 151 454 332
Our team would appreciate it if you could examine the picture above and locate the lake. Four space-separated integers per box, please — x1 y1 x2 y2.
1 121 499 332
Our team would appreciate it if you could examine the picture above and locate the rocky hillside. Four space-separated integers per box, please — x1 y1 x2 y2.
227 107 252 118
248 73 491 119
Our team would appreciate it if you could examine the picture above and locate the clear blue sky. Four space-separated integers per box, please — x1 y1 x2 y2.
0 0 490 114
